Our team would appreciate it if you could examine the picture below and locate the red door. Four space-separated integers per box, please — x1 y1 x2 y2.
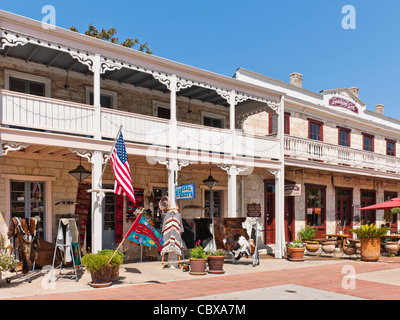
264 181 295 245
265 185 275 245
336 188 353 235
285 196 295 242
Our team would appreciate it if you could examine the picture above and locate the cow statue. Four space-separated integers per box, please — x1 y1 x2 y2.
182 217 261 267
7 217 41 274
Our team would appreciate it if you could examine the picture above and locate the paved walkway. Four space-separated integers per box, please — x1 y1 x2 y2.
3 254 400 301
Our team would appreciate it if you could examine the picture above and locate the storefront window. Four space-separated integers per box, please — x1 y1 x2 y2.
204 190 222 218
306 186 325 227
11 181 45 239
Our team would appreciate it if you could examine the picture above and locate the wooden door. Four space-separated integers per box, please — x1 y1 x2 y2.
336 188 353 235
361 190 376 225
265 186 275 245
285 196 295 242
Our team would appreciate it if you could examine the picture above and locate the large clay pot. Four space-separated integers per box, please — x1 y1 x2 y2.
287 247 305 261
189 258 207 275
321 240 337 255
342 243 357 256
305 241 320 253
360 238 381 262
207 256 225 274
385 241 400 255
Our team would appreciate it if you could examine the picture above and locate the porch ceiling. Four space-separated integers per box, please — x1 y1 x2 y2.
1 43 233 108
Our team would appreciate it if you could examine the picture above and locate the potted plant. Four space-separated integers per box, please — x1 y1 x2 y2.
189 240 208 275
286 239 305 261
206 249 226 274
298 224 319 253
0 254 19 281
98 249 124 281
350 224 390 262
82 253 113 287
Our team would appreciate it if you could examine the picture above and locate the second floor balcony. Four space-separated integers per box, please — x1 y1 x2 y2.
0 89 281 167
284 135 400 177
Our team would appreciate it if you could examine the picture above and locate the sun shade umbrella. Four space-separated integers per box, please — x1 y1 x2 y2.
358 197 400 211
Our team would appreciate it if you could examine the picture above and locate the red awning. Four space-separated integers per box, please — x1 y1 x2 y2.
358 197 400 211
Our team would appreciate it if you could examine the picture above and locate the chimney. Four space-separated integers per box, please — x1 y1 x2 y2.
375 104 384 115
290 72 303 88
349 87 359 98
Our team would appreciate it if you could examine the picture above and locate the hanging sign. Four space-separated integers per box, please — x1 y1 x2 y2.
285 184 302 196
247 203 261 217
175 183 195 200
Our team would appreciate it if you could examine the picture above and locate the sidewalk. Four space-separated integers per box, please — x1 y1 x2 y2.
2 254 400 300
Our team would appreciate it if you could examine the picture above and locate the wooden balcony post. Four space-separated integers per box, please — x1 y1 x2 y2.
93 54 101 140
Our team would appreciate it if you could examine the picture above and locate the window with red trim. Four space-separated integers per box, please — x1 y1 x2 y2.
386 139 396 156
338 127 351 147
363 134 374 152
308 119 323 141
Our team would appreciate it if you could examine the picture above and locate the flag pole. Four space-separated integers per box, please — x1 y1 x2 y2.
94 125 123 190
107 207 144 264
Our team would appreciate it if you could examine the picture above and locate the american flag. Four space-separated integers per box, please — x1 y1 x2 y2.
110 132 136 204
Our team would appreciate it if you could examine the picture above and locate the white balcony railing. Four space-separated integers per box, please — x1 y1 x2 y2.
0 90 280 161
285 135 400 173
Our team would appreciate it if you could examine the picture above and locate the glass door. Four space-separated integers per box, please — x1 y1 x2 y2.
204 190 222 218
11 181 45 239
102 185 116 250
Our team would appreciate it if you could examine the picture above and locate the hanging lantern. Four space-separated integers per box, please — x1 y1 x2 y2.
202 168 218 190
69 157 91 182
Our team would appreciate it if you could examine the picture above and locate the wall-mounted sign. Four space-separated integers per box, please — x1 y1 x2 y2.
247 203 261 217
329 97 359 114
285 184 301 196
175 183 195 201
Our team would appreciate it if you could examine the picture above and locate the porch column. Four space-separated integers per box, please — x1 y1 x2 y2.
218 165 247 217
275 95 286 258
169 74 178 209
93 54 102 140
91 54 103 252
91 150 103 253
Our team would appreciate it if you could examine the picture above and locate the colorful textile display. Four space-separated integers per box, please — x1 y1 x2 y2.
73 182 91 248
161 210 184 256
125 212 164 251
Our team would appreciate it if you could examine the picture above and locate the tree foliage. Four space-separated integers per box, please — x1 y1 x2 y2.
70 24 152 54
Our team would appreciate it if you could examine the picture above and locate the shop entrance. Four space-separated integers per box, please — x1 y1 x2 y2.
264 180 295 245
361 190 376 225
384 191 398 232
335 188 353 234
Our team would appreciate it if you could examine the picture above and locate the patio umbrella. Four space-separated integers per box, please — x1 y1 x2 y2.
358 197 400 211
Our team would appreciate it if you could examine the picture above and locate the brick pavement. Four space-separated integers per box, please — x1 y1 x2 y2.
8 257 400 301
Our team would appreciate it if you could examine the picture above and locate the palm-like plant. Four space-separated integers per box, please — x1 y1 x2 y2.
350 224 390 238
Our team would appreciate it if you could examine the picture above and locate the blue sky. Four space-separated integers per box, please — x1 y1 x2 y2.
2 1 400 119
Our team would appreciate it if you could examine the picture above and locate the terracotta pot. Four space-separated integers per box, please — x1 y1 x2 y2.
360 238 381 262
305 241 320 253
321 241 337 254
189 258 207 275
287 247 305 261
207 256 225 274
90 264 113 286
385 241 400 255
342 244 357 256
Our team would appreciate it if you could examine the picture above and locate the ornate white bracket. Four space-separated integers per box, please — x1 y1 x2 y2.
70 148 93 163
217 164 248 175
267 169 280 177
1 142 30 156
150 156 193 171
0 30 29 49
100 57 123 74
151 73 194 92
